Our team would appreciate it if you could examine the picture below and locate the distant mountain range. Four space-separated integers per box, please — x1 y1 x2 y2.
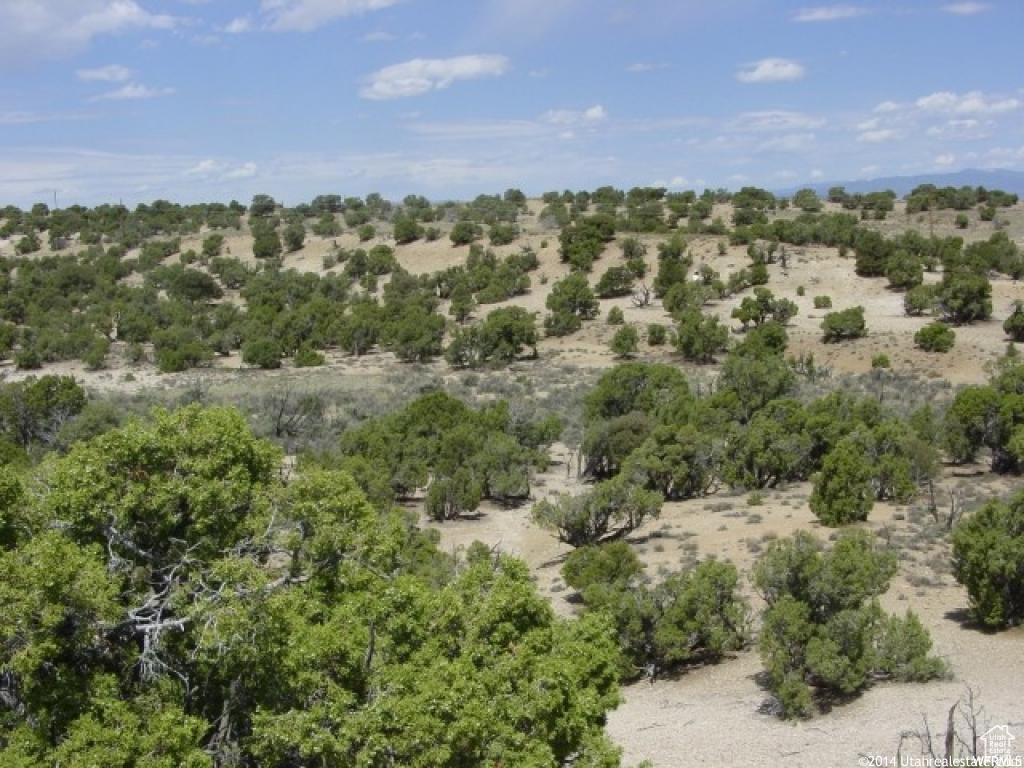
776 168 1024 198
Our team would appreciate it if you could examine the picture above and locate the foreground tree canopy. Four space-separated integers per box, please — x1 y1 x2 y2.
0 406 626 767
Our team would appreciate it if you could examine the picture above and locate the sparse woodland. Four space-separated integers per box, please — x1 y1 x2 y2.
1 183 1024 765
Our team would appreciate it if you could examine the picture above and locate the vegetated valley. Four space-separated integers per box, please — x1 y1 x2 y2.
1 184 1023 767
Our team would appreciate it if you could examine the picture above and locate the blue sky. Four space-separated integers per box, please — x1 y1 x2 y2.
1 0 1022 206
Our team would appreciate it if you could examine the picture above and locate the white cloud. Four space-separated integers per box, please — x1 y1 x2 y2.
0 1 178 66
729 111 825 132
362 30 396 42
185 159 258 180
810 169 824 178
916 90 1020 115
873 100 902 113
261 0 401 32
542 105 607 125
736 58 805 83
934 153 956 166
857 128 899 143
93 83 174 101
360 54 509 100
224 162 258 179
225 17 252 34
76 64 133 82
793 5 868 22
943 2 990 15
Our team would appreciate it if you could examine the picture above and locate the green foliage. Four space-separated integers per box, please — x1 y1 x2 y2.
952 490 1024 627
914 321 955 352
871 353 891 369
559 215 615 271
937 267 992 324
241 337 282 369
809 435 875 525
545 273 599 337
821 306 866 342
450 219 483 246
0 407 625 766
1005 303 1024 341
904 284 936 316
754 530 942 718
885 250 923 290
532 475 662 547
251 222 282 260
731 287 798 329
610 325 639 359
646 323 667 346
595 266 635 298
293 342 325 367
606 306 625 325
562 543 748 680
446 306 538 367
0 375 87 450
674 309 728 363
282 221 305 252
813 295 832 309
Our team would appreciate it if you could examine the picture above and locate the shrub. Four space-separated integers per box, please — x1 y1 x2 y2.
450 220 483 246
755 530 943 718
595 266 635 298
647 323 667 346
809 436 875 525
1005 303 1024 341
610 326 639 359
952 490 1024 627
357 224 376 242
955 213 969 229
821 306 866 342
532 475 662 548
914 321 955 352
252 226 282 260
871 353 891 369
242 337 282 369
796 285 805 297
813 295 832 309
606 306 625 325
904 285 935 316
674 309 728 363
937 268 992 324
885 250 923 291
294 343 325 367
283 221 305 252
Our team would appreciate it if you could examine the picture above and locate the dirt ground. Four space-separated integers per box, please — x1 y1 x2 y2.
424 451 1024 768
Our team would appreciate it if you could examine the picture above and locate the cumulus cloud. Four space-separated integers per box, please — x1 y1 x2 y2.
0 1 178 66
942 2 990 15
76 64 133 82
916 90 1020 115
261 0 401 32
736 58 805 83
934 153 956 166
92 83 174 101
793 5 868 22
360 54 509 100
